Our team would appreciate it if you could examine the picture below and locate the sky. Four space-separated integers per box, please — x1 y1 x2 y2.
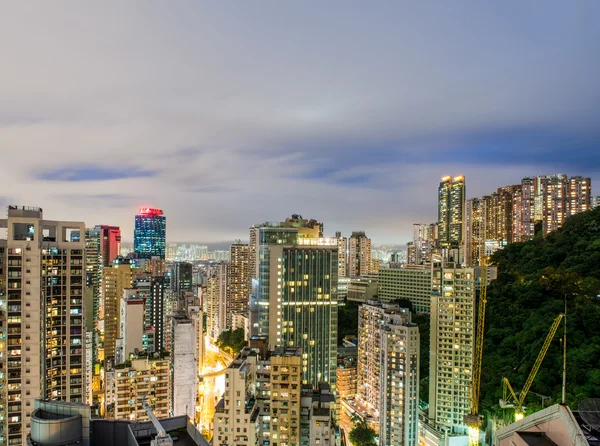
1 1 599 244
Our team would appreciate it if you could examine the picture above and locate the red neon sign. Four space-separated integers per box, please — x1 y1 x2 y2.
138 207 164 216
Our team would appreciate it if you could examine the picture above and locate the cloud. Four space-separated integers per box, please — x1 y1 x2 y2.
0 1 599 243
37 165 158 182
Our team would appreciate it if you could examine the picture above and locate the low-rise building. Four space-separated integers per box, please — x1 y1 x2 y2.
347 275 379 302
111 356 170 420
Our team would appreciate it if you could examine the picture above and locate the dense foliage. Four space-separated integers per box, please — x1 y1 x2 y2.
338 300 359 344
481 207 600 420
349 420 377 446
216 328 247 355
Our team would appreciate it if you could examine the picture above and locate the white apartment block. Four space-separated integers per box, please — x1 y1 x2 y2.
357 301 420 446
429 264 476 436
379 313 420 446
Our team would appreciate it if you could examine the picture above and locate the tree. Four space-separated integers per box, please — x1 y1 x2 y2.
216 328 246 355
349 420 377 446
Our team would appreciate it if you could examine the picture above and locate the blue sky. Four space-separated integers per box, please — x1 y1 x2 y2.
0 1 599 243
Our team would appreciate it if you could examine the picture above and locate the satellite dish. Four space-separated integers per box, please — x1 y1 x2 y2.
578 398 600 431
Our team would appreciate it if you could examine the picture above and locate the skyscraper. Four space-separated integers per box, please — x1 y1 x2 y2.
275 237 339 388
85 228 102 365
133 208 166 260
438 176 466 249
229 242 250 316
95 225 121 267
357 302 420 446
379 312 420 446
0 206 87 445
206 262 229 340
429 264 476 435
348 231 372 277
249 217 338 389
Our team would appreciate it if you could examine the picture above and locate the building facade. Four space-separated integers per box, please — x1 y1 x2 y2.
428 264 476 435
206 262 229 340
378 312 420 446
229 242 250 317
347 231 372 277
133 208 166 260
170 315 197 420
111 357 170 420
335 232 347 278
465 174 592 266
102 258 140 362
0 206 87 445
438 176 466 249
377 265 433 313
270 238 339 389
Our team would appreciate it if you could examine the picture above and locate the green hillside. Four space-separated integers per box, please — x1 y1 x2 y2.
481 207 600 421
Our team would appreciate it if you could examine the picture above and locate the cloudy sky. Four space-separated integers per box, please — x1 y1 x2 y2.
1 2 599 244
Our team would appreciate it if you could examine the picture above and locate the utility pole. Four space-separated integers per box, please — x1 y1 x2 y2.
562 294 567 405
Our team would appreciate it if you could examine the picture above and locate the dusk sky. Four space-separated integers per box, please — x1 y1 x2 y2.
1 2 599 244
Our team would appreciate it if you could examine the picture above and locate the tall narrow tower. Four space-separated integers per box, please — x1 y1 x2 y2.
438 176 466 249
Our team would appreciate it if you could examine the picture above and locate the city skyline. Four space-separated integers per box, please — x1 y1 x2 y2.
1 2 599 244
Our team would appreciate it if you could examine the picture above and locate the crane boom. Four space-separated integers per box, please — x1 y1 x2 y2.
500 314 564 420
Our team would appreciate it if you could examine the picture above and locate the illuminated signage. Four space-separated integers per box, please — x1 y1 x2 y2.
138 208 164 216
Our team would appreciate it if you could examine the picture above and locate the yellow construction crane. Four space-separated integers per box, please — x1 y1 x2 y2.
464 260 488 446
500 314 564 421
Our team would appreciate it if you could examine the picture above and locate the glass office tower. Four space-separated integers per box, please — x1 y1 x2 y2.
133 208 166 260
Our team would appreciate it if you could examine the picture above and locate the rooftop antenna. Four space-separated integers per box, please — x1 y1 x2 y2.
562 293 567 405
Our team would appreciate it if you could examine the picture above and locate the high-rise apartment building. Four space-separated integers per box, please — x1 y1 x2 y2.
379 312 420 446
335 231 348 277
0 206 87 445
151 276 166 352
206 262 229 340
410 223 438 265
102 258 140 362
465 175 592 266
592 196 600 209
356 302 419 446
133 208 166 260
567 176 592 216
85 228 102 367
465 198 485 267
229 242 250 316
377 265 433 313
438 176 466 249
429 264 476 435
270 348 303 446
348 231 372 277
